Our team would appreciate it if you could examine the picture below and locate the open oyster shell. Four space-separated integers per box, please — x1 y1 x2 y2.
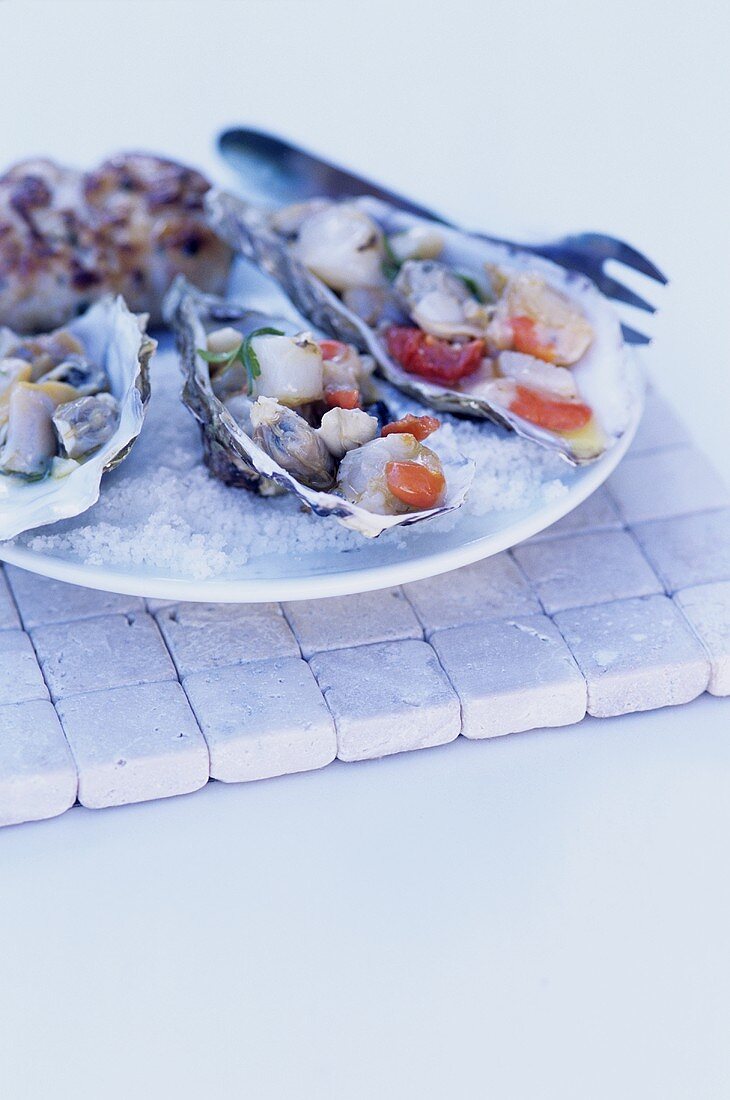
164 277 474 538
0 296 154 540
206 190 639 466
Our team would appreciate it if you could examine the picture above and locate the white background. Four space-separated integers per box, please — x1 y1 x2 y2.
1 2 729 1097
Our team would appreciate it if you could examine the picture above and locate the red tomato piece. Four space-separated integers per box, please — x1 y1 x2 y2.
325 388 360 410
319 339 349 362
385 326 485 385
510 315 557 363
385 461 446 510
510 385 592 432
381 414 441 441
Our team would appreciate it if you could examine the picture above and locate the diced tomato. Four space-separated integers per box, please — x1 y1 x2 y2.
510 385 592 432
510 315 557 363
381 414 441 441
318 339 349 362
325 387 360 409
385 461 446 510
385 326 485 385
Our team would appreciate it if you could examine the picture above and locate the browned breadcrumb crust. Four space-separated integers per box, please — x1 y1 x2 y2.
0 152 232 333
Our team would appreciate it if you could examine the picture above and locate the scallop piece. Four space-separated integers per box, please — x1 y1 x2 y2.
294 203 386 292
205 326 243 356
394 260 491 339
1 358 32 399
0 295 154 540
252 332 324 407
388 226 445 263
496 351 578 399
317 407 378 460
53 392 120 460
487 272 593 365
0 383 59 478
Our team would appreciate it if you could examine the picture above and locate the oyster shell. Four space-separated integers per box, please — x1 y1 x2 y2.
0 295 154 540
206 190 638 465
164 277 474 538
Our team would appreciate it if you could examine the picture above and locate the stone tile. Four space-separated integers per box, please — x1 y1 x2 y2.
155 602 299 679
554 595 709 717
310 640 460 762
607 447 729 524
432 615 586 739
56 681 209 809
632 509 730 592
512 530 662 614
32 612 176 701
674 582 730 696
402 553 540 637
184 657 336 782
282 587 422 658
524 487 623 543
0 700 78 827
4 565 144 630
0 569 20 631
629 387 691 455
145 597 177 614
0 630 49 705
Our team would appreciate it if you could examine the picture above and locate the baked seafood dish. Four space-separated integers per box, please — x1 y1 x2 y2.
0 153 232 333
165 278 474 538
207 192 635 464
0 296 154 540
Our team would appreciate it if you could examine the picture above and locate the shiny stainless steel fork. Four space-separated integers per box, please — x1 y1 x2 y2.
218 128 667 346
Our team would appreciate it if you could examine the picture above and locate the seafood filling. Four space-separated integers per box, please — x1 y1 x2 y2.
199 321 450 517
0 327 120 480
270 198 608 461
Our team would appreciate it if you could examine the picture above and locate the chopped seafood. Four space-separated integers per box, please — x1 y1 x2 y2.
0 295 154 540
207 191 636 464
165 277 474 537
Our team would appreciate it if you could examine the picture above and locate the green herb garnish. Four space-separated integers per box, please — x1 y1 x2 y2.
198 326 284 394
381 235 402 281
457 273 485 302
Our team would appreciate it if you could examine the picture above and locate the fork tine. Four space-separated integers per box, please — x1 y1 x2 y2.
592 273 657 313
572 234 668 284
621 323 652 346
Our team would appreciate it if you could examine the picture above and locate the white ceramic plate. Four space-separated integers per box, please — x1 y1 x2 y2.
0 267 643 603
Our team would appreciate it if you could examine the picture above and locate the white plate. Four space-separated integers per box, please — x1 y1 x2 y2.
0 268 643 603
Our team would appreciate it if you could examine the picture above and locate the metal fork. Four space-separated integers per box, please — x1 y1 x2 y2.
218 128 667 346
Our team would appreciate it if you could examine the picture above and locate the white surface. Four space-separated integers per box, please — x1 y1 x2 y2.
1 2 729 1098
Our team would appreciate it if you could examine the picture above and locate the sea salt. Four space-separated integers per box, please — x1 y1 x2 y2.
17 339 569 581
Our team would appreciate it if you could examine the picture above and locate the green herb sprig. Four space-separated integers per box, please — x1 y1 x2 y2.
457 273 485 302
198 327 285 394
381 235 402 282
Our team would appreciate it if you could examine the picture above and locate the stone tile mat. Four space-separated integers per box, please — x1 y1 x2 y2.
0 396 728 827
